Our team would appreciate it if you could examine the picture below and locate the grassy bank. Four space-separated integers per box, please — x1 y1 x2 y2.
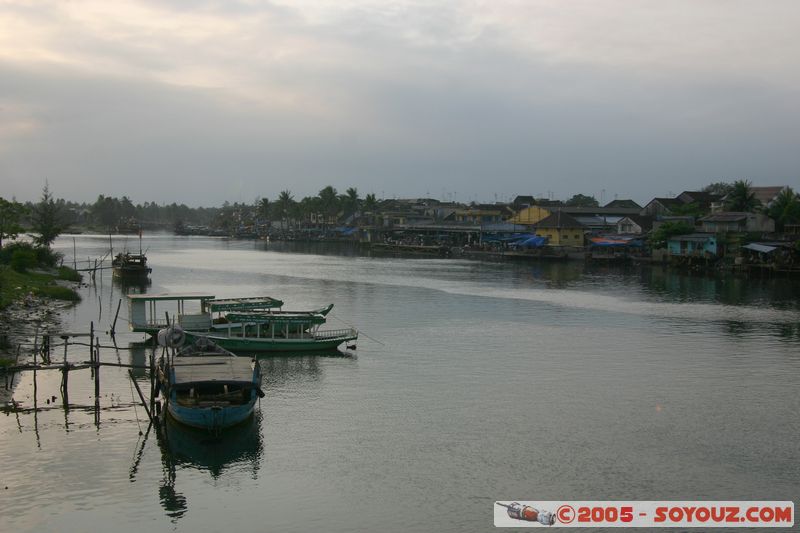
0 265 82 309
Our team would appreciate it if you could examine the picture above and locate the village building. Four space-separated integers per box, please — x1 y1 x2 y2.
616 215 654 235
533 211 585 246
640 197 686 217
667 233 718 257
604 199 642 209
748 186 790 208
676 191 722 211
700 212 775 233
508 205 552 225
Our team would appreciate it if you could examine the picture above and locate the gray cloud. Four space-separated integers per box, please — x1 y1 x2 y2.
1 1 799 206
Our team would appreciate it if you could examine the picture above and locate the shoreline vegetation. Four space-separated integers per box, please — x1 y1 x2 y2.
1 184 82 362
0 249 82 365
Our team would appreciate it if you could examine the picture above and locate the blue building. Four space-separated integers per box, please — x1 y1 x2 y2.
667 233 718 257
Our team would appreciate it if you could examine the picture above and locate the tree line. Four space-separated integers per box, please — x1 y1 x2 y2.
2 180 800 249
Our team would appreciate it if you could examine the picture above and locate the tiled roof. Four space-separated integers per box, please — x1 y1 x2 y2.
750 186 788 206
702 212 749 222
536 211 583 228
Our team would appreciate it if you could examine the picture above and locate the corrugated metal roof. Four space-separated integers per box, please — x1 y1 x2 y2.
670 233 715 242
743 243 777 254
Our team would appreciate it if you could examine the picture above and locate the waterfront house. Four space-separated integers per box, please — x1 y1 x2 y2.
616 215 654 235
534 211 585 246
509 205 552 225
746 186 789 209
676 191 722 212
641 198 685 217
559 206 639 233
512 195 536 209
604 199 642 209
448 205 512 224
667 233 718 257
700 212 775 233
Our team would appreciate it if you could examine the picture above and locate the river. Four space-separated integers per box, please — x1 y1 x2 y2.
1 234 798 532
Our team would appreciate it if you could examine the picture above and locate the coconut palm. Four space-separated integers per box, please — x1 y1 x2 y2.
257 197 270 221
767 187 800 231
363 193 377 213
340 187 360 219
276 190 294 227
724 180 760 212
317 186 339 227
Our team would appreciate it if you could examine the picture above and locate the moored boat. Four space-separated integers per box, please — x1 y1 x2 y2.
112 252 152 279
129 294 335 335
157 331 264 431
183 313 358 353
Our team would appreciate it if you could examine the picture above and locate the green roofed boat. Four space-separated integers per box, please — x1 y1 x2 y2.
129 294 356 352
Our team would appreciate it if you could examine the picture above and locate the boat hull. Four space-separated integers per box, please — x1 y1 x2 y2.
166 399 256 431
184 330 358 353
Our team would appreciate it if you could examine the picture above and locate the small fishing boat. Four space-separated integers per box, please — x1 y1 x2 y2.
157 330 264 431
112 252 151 279
183 313 358 353
112 230 151 279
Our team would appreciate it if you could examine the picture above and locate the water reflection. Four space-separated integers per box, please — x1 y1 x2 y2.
147 414 263 521
113 276 151 295
162 414 263 477
128 341 152 379
257 350 354 387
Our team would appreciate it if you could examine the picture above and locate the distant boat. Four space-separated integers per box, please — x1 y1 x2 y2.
157 332 264 431
112 229 151 279
112 252 152 279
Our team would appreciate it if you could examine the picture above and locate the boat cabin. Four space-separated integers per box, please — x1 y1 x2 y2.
129 294 289 334
129 293 216 334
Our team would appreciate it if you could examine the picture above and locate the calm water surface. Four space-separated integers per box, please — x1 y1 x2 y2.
1 234 799 532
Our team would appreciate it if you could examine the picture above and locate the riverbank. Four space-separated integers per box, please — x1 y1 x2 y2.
0 265 82 364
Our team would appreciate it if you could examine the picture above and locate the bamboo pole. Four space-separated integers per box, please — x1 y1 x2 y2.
128 370 154 423
89 321 94 378
111 298 122 337
94 338 100 400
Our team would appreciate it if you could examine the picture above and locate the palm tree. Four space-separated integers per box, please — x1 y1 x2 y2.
363 193 377 213
724 180 760 212
767 187 800 231
276 190 294 228
317 186 339 227
339 187 360 219
299 196 322 227
258 197 270 221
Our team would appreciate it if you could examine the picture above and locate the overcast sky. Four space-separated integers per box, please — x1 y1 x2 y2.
1 0 799 206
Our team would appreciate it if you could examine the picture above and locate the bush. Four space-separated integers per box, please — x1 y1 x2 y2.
35 246 62 267
10 249 37 272
57 266 82 282
0 242 34 265
33 285 81 301
0 242 63 269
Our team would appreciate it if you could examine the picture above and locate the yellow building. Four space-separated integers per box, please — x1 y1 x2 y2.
535 211 585 246
509 206 551 225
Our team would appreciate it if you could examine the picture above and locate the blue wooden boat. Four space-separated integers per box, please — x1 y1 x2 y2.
158 334 264 431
